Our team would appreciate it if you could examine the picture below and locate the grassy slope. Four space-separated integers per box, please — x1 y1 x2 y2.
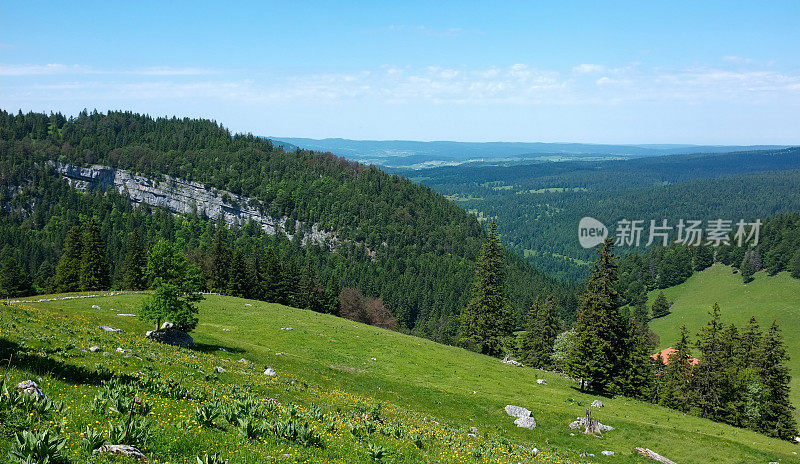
7 293 796 463
648 265 800 420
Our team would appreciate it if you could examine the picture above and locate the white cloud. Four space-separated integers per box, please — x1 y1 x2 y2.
573 63 605 74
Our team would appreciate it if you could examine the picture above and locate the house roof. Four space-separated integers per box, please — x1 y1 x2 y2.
652 347 699 366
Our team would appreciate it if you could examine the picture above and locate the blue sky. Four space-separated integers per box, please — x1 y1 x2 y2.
1 1 798 144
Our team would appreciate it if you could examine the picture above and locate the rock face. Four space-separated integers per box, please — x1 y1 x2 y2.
95 444 147 461
16 380 45 400
591 400 604 408
145 329 193 346
502 355 524 367
505 405 536 429
53 162 335 248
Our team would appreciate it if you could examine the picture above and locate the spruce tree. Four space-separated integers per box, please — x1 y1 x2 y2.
459 221 514 357
227 249 248 298
694 303 727 420
754 321 798 440
209 221 231 293
80 217 110 291
260 246 283 303
650 292 671 319
741 316 762 368
565 237 626 392
120 228 147 290
296 260 318 310
0 258 31 298
617 319 655 400
521 296 560 369
51 225 84 293
324 276 340 315
658 325 694 412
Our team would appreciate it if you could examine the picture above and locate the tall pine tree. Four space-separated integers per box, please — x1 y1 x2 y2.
658 325 694 412
695 303 727 420
754 321 798 440
51 225 83 293
0 258 31 298
459 221 513 357
565 238 626 392
521 296 560 369
120 228 147 290
79 217 110 291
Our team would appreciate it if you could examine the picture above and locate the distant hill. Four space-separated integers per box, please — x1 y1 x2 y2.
396 148 800 280
647 265 800 421
267 137 790 168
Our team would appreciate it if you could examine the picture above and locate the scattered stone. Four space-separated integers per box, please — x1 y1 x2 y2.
470 427 478 433
532 448 539 455
99 325 121 333
16 380 45 400
215 366 226 373
502 355 524 367
239 358 250 363
218 347 227 352
275 352 285 356
591 400 605 408
569 409 613 434
222 328 230 332
145 329 193 346
467 433 477 438
536 379 547 385
92 305 101 309
245 303 253 307
371 357 377 361
280 327 293 331
89 346 100 352
94 444 147 461
634 448 677 464
505 405 531 418
118 313 136 317
160 322 174 330
514 416 537 429
264 368 276 376
116 347 128 354
601 450 615 456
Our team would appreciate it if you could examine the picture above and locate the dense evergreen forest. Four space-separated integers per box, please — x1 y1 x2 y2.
399 149 800 280
0 109 577 343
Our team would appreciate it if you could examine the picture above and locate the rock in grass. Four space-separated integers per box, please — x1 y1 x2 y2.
591 400 604 408
99 325 121 333
145 329 193 346
601 450 615 456
92 305 101 309
264 368 277 376
160 322 174 330
536 379 547 385
94 444 147 461
215 366 226 373
505 405 531 418
634 447 677 464
502 355 524 367
89 346 100 352
514 416 537 429
16 380 45 400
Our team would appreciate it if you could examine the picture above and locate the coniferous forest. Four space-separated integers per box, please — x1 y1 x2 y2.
0 109 576 343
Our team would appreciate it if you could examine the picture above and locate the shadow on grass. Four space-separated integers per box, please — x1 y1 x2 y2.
189 342 245 355
0 338 113 386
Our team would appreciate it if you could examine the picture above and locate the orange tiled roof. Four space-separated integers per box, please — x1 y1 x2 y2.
652 347 699 366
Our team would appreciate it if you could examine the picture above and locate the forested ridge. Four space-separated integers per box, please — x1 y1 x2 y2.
0 109 576 343
400 148 800 280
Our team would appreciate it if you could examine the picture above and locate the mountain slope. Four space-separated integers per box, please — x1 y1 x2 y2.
4 293 798 463
0 109 574 341
647 265 800 420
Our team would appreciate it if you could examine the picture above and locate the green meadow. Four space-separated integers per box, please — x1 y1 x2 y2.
0 292 797 463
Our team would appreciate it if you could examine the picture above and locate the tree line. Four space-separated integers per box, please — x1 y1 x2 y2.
461 232 797 441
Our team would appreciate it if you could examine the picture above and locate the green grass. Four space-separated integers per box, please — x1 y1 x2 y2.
648 264 800 421
2 292 799 463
